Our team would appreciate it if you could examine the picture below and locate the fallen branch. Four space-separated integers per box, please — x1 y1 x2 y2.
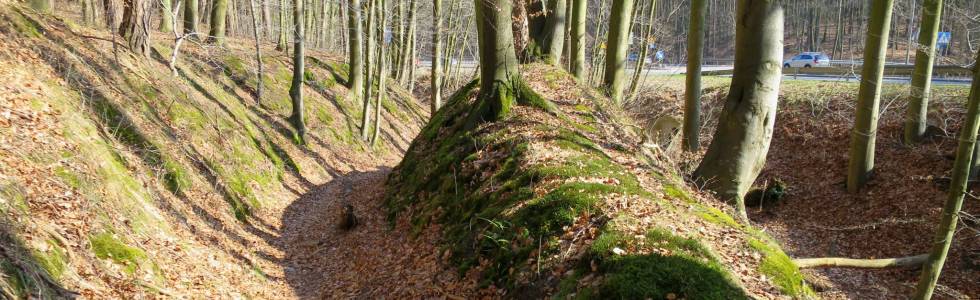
794 254 928 269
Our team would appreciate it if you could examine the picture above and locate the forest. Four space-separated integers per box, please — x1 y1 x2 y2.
1 0 979 298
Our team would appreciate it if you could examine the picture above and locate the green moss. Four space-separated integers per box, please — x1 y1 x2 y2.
90 233 146 274
6 9 42 38
32 240 68 280
162 158 192 193
749 238 813 297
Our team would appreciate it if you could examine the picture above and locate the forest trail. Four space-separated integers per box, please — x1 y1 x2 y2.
270 167 475 298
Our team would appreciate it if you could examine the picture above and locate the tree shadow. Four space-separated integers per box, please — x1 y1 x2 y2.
0 216 77 299
273 168 392 299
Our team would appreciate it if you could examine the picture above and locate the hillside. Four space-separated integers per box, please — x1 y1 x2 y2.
0 6 430 298
384 64 814 298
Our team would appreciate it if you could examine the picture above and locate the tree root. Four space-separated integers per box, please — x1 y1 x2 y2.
793 254 928 269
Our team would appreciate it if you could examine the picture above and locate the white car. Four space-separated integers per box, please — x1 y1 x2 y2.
783 52 831 68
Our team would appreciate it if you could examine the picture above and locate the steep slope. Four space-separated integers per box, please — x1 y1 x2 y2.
0 5 427 298
385 65 814 298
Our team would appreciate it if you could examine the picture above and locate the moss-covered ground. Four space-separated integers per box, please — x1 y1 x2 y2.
386 64 814 298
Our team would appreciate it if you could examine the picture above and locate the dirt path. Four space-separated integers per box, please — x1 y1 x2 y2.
266 168 475 298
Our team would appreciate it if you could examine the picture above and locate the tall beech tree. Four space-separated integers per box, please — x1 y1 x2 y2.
184 0 199 36
361 0 377 141
527 0 567 64
209 0 230 45
603 0 634 104
846 0 894 192
472 0 521 122
348 0 365 102
694 0 783 221
569 0 586 80
683 0 707 152
431 0 444 115
912 48 980 300
289 0 306 142
160 0 174 32
904 0 944 144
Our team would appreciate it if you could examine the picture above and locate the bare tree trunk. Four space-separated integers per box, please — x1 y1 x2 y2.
247 0 265 103
160 0 174 32
694 0 783 221
431 0 444 115
569 0 586 80
683 0 707 152
348 0 365 102
912 48 980 300
120 0 153 57
361 0 376 141
846 0 894 192
904 0 944 144
289 0 307 142
627 0 657 99
372 0 388 146
209 0 230 45
473 0 521 122
603 0 635 104
184 0 200 36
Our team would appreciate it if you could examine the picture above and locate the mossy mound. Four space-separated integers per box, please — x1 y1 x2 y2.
386 64 814 298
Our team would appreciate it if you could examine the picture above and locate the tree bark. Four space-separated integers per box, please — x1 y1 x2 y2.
569 0 586 80
794 254 927 269
904 0 944 144
361 0 377 141
277 0 289 51
529 0 567 65
348 0 365 102
846 0 894 193
473 0 521 122
247 0 264 103
30 0 51 12
431 0 444 115
912 48 980 300
289 0 306 142
184 0 200 36
209 0 230 45
694 0 783 221
160 0 174 32
120 0 153 57
372 0 387 146
683 0 707 152
603 0 635 105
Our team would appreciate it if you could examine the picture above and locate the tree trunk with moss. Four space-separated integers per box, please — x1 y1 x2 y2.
361 0 377 141
683 0 707 152
184 0 199 36
247 0 263 103
372 0 388 146
569 0 586 80
348 0 365 102
904 0 944 145
159 0 174 32
289 0 306 142
473 0 521 122
846 0 894 193
431 0 444 116
30 0 50 12
277 0 289 51
120 0 152 57
527 0 567 65
694 0 782 221
912 48 980 300
208 0 229 45
603 0 634 105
